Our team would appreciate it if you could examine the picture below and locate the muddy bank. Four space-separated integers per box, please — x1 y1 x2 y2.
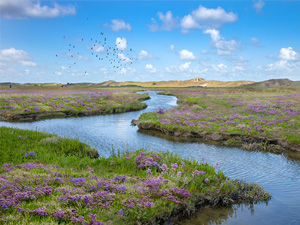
0 104 147 122
152 181 270 225
137 122 300 152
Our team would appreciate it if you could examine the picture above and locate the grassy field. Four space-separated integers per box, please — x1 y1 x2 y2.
0 87 149 121
137 87 300 151
0 127 270 224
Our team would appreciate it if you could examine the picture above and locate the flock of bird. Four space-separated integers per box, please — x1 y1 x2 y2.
55 32 137 74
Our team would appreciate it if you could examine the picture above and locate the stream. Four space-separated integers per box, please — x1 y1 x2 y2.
1 91 299 225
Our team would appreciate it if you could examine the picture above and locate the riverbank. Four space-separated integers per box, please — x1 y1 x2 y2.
0 127 270 224
137 122 300 152
137 88 300 153
0 88 149 122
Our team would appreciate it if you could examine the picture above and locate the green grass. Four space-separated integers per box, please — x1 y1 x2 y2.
138 87 300 149
0 127 270 224
0 89 149 121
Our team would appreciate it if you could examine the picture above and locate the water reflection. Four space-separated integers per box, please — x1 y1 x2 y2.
177 203 266 225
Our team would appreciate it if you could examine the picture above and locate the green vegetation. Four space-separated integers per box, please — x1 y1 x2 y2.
138 87 300 151
0 88 149 121
0 127 270 224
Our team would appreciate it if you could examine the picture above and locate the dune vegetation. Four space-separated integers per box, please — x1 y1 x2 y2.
137 87 300 152
0 88 149 121
0 127 270 224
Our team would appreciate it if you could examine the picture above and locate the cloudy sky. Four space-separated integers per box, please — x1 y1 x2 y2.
1 0 299 83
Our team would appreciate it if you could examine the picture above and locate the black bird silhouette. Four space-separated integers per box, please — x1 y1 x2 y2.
101 32 103 35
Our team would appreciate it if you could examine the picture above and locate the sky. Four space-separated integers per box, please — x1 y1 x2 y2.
0 0 300 83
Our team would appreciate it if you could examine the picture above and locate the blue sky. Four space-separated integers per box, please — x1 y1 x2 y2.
0 0 299 83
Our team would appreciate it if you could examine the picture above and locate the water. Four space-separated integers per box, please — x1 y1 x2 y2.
1 91 300 225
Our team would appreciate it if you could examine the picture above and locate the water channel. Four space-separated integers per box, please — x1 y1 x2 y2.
1 91 299 225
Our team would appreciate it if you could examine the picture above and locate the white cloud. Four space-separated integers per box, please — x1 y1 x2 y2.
106 19 131 31
204 29 240 54
250 37 259 47
54 71 62 76
146 64 157 73
217 49 232 55
179 49 196 60
138 50 154 60
0 48 36 67
179 62 191 71
170 45 175 51
25 69 30 75
266 47 300 75
116 37 127 50
266 60 292 72
93 45 105 53
117 53 132 63
149 11 178 31
181 5 238 32
139 50 148 59
212 63 228 73
181 15 200 30
119 68 127 75
279 47 299 61
60 66 68 70
21 61 36 66
233 66 245 71
253 0 265 14
0 0 76 19
118 67 136 75
100 68 108 74
165 63 208 76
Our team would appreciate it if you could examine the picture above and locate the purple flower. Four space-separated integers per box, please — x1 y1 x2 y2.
151 153 161 161
145 201 154 208
114 175 127 182
119 209 124 217
160 163 169 173
157 108 164 114
216 189 220 194
192 170 205 177
33 106 40 112
171 163 178 169
204 178 209 183
28 151 35 157
87 167 94 173
147 168 153 174
177 171 182 176
53 210 65 219
30 208 48 216
72 178 85 186
170 188 191 198
24 153 28 158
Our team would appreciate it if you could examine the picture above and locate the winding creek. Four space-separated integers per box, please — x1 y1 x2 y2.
1 91 300 225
